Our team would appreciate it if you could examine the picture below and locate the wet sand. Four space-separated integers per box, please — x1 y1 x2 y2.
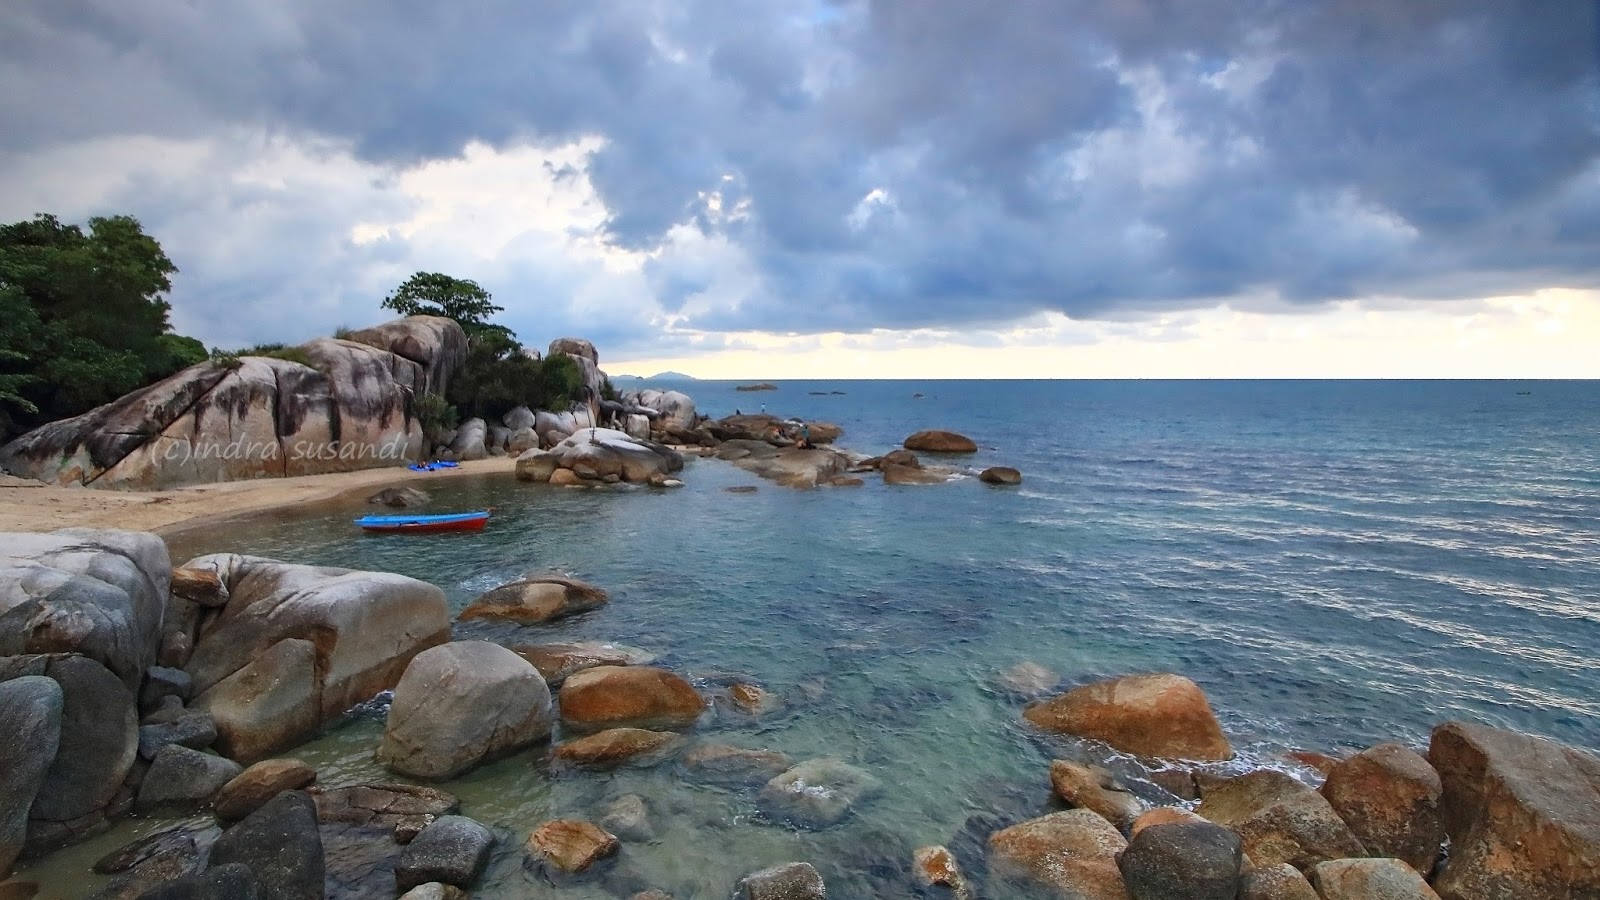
0 458 516 536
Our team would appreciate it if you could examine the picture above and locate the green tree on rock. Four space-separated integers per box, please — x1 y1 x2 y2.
382 272 507 339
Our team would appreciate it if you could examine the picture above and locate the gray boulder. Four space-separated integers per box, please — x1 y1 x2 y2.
760 758 881 828
735 862 826 900
368 487 430 508
339 315 469 397
133 862 263 900
183 554 450 763
548 428 684 483
134 745 242 813
28 654 139 827
394 815 495 892
376 641 555 780
0 528 171 690
138 667 192 712
137 710 217 760
449 418 488 461
507 427 539 454
503 405 536 431
1117 822 1243 900
208 790 324 900
0 676 62 876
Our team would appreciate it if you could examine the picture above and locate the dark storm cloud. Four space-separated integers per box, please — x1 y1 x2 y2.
3 0 1596 348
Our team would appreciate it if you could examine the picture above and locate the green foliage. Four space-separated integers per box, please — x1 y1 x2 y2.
333 326 355 340
382 273 504 339
599 374 619 403
220 342 316 368
413 391 459 436
0 213 202 437
207 349 242 370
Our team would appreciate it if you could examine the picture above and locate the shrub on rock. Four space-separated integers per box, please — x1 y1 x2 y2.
377 641 555 781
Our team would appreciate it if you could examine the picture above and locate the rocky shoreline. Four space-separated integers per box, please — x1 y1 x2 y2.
2 526 1597 900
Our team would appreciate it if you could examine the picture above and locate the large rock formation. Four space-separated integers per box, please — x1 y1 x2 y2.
519 428 684 486
376 641 555 780
182 554 450 763
547 338 606 421
1428 721 1600 900
0 316 466 489
1024 673 1234 761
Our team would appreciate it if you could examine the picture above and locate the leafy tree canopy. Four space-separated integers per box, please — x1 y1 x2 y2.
382 272 508 340
0 214 206 439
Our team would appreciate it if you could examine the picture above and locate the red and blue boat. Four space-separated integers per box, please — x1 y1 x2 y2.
355 510 490 534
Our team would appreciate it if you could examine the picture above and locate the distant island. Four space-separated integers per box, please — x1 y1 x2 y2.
613 371 699 381
736 382 779 392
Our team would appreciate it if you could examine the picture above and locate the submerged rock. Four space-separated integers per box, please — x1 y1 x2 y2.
760 758 881 828
998 661 1057 696
506 641 656 687
553 728 681 769
1428 721 1600 900
1024 673 1234 761
979 466 1022 485
903 430 977 453
525 820 618 874
557 666 705 732
681 744 794 786
133 863 262 900
377 641 555 780
912 846 971 899
457 575 608 625
734 862 826 900
309 783 458 829
1195 769 1365 873
1320 742 1444 874
599 794 655 843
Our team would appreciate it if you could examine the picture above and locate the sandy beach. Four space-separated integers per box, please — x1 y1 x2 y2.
0 458 516 536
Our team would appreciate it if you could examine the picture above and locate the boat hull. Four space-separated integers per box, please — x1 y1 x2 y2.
355 512 490 533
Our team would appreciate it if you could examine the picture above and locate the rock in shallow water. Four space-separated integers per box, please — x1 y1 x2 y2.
133 862 262 900
506 640 655 687
525 820 618 874
1050 759 1145 830
903 430 977 453
208 790 323 900
552 728 681 769
734 862 826 900
599 795 655 843
213 758 317 822
987 809 1128 900
377 641 554 781
394 815 495 893
680 744 794 786
1024 672 1234 761
457 575 608 625
557 666 705 732
979 466 1022 485
134 744 242 813
760 757 881 828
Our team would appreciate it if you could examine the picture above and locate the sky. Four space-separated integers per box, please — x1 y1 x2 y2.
2 0 1597 378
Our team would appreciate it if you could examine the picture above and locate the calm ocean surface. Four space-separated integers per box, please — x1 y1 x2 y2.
56 379 1599 898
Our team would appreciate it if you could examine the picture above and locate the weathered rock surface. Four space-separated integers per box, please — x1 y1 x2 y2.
513 448 560 482
1051 759 1146 830
449 418 488 461
681 744 794 786
1240 862 1320 900
1320 742 1444 874
457 575 608 624
368 487 430 508
138 667 192 712
1131 806 1210 835
988 809 1130 900
396 884 466 900
1025 673 1234 761
134 862 263 900
169 566 228 608
1195 769 1365 873
213 758 317 822
134 744 243 813
735 862 826 900
1311 858 1443 899
1117 822 1243 900
903 430 977 453
208 790 324 900
760 758 881 828
309 782 458 829
340 315 469 398
552 728 681 769
85 842 204 900
137 710 217 759
525 819 618 874
980 466 1022 485
1 316 464 488
26 654 140 828
394 815 495 893
558 665 705 731
507 641 656 687
1427 721 1600 900
0 676 62 876
377 641 555 780
620 389 699 433
547 428 684 483
882 462 950 485
0 528 170 689
183 554 449 762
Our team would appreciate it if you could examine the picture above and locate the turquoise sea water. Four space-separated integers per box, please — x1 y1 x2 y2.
35 380 1600 898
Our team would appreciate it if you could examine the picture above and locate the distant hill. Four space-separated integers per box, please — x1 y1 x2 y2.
611 371 697 381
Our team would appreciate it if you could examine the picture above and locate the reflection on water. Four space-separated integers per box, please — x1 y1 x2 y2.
19 380 1600 897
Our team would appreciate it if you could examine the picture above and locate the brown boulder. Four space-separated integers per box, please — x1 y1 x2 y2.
1320 742 1444 873
525 820 618 873
1024 673 1234 761
913 846 971 898
881 448 920 468
458 575 607 625
551 728 681 768
1196 769 1365 873
1050 759 1146 830
882 463 949 485
980 466 1023 485
1311 858 1442 899
558 666 705 732
1239 862 1320 900
169 567 228 607
1427 721 1600 900
903 430 978 453
1131 806 1209 836
507 641 655 687
213 758 317 821
988 809 1131 899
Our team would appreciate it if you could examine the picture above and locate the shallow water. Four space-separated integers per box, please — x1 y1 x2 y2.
20 379 1600 898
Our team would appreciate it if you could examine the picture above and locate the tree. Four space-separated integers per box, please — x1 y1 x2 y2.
0 213 203 438
381 273 506 339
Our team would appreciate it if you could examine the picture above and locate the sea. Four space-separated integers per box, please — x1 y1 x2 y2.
27 379 1600 898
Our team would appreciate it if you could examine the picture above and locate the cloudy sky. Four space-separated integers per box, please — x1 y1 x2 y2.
3 1 1597 377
